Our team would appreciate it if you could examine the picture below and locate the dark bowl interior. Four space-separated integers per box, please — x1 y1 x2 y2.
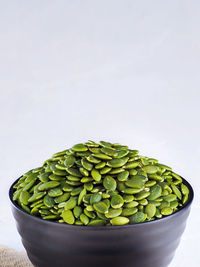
9 177 194 267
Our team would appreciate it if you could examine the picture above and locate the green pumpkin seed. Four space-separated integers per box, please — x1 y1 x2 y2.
124 161 139 169
163 194 177 202
111 216 129 225
125 201 139 208
28 192 46 202
66 168 82 177
79 167 89 177
142 165 158 174
73 206 82 218
101 147 118 157
181 184 189 195
38 181 60 191
88 219 106 226
171 183 182 200
64 197 77 210
90 192 102 204
48 188 63 197
81 158 93 171
62 210 75 224
114 150 129 159
91 169 101 182
161 207 173 216
105 208 122 218
44 195 55 208
111 194 124 209
145 204 156 218
80 214 89 225
55 193 70 203
95 162 106 169
121 207 138 216
93 201 108 213
129 212 147 224
147 185 162 200
107 157 129 168
92 153 112 160
100 167 112 174
72 143 88 152
117 171 129 181
103 176 117 191
78 188 86 205
135 191 150 200
20 191 31 205
84 209 96 219
125 175 145 189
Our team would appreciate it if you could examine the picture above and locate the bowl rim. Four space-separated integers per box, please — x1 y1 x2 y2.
9 175 194 230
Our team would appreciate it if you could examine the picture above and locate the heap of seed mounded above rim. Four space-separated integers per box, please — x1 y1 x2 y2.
12 140 190 226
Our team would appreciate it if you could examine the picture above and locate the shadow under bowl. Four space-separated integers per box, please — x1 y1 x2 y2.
9 177 194 267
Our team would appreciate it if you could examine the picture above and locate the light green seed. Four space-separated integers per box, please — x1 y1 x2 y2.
62 210 75 224
91 169 101 182
111 194 124 209
161 207 173 215
145 204 156 218
111 216 129 225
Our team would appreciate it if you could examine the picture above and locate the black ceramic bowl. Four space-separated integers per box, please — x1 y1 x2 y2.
9 177 193 267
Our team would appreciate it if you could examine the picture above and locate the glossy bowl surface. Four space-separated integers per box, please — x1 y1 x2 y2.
9 177 194 267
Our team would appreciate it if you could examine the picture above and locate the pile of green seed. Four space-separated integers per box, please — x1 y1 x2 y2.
12 140 190 226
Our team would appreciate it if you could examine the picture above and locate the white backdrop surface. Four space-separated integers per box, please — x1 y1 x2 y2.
0 1 199 266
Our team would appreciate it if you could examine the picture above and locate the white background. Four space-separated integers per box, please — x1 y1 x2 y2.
0 1 199 266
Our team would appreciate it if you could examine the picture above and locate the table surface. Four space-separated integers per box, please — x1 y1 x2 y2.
0 1 199 266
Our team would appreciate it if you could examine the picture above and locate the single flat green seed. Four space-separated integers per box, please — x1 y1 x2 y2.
145 204 156 218
95 162 106 169
19 191 31 205
88 219 106 226
72 143 88 152
93 201 108 213
121 207 138 216
55 193 70 203
38 181 60 191
111 194 124 209
92 153 112 160
171 183 182 200
161 207 173 215
181 184 189 195
90 192 102 204
124 161 139 169
111 217 129 225
81 158 93 171
78 188 87 205
142 165 158 174
163 194 177 202
103 176 117 191
48 188 63 197
79 167 89 177
28 192 46 202
62 210 75 224
135 191 150 200
101 147 118 157
64 155 76 168
117 171 129 181
130 212 147 224
107 157 129 168
105 208 122 218
65 197 77 210
73 206 82 218
125 201 139 208
148 174 163 182
91 169 101 182
80 214 89 225
44 195 55 208
147 185 162 200
100 167 112 174
125 175 145 189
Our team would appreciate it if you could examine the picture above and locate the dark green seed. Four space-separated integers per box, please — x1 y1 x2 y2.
129 212 147 224
107 157 129 168
93 201 108 213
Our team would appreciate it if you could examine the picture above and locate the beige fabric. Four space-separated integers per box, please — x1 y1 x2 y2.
0 246 33 267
